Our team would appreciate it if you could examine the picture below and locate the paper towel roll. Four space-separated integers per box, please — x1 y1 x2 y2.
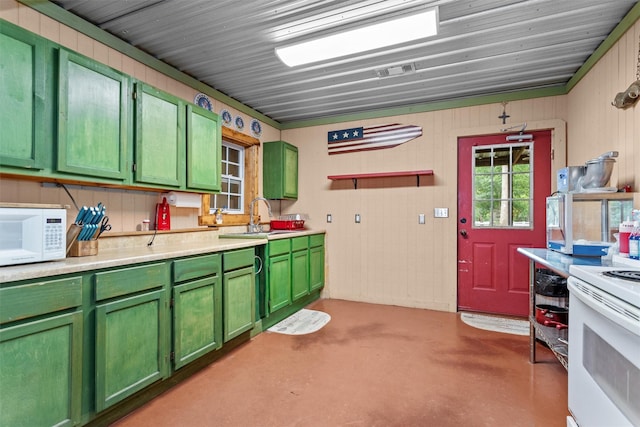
164 192 201 208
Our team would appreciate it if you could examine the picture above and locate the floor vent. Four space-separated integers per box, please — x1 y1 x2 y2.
376 63 416 78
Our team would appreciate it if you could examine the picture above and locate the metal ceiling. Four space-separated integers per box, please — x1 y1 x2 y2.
48 0 639 125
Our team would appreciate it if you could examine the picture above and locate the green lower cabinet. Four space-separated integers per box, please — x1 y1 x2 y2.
291 248 309 301
309 236 325 292
173 275 222 369
223 266 256 342
95 289 169 412
172 254 222 369
0 311 83 427
268 252 292 313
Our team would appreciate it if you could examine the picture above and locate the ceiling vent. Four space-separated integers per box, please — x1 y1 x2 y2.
376 63 416 78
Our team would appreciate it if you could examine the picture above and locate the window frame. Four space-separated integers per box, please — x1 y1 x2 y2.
199 126 259 227
212 141 245 214
471 142 534 229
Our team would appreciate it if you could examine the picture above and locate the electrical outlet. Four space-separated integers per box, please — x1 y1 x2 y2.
434 208 449 218
355 214 361 223
419 213 425 224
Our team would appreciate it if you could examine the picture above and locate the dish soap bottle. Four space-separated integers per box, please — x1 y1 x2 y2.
629 222 640 260
215 208 223 225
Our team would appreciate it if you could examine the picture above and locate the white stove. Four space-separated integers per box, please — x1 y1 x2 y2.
566 261 640 427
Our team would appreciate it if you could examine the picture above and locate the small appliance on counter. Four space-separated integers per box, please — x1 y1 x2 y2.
155 197 171 230
0 203 67 266
557 151 618 193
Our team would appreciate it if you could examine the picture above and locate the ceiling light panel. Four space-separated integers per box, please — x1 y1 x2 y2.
271 0 434 41
275 8 439 67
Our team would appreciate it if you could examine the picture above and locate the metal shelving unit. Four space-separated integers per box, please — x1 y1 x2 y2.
519 247 602 370
529 316 569 370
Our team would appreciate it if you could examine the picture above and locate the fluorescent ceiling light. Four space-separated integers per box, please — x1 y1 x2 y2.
275 8 438 67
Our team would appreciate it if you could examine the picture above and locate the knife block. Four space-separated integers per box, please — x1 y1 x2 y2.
69 239 98 257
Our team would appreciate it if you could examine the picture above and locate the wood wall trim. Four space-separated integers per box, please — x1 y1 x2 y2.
222 127 260 146
199 127 260 226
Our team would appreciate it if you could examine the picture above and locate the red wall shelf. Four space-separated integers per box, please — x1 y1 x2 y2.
327 170 433 188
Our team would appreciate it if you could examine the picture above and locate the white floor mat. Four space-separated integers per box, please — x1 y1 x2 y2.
267 309 331 335
460 312 529 336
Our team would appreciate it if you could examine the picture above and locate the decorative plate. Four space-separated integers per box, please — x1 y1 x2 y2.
250 119 262 138
234 115 245 131
220 109 232 127
194 93 212 111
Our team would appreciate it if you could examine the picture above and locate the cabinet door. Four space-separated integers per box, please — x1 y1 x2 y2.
291 249 309 301
134 83 184 187
268 253 291 313
223 266 255 342
263 141 298 200
174 275 222 369
0 22 47 170
186 105 221 191
57 49 128 180
95 289 169 411
0 311 83 427
282 143 298 198
309 245 325 291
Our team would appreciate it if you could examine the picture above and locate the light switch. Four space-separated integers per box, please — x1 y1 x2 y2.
327 214 332 223
418 213 425 224
434 208 449 218
355 214 361 223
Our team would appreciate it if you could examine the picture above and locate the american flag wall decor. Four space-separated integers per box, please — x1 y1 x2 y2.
327 123 423 155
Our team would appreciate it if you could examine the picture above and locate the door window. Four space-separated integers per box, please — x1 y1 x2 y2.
472 143 533 228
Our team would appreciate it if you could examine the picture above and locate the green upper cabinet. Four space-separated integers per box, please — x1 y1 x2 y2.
57 49 129 180
134 83 184 187
186 105 221 192
134 84 221 191
263 140 298 200
0 21 47 170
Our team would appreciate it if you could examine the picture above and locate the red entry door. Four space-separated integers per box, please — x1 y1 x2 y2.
457 130 551 317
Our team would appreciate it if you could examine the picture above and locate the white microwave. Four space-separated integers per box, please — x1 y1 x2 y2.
0 206 67 267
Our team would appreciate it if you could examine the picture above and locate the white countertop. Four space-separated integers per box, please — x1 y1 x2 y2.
1 229 325 283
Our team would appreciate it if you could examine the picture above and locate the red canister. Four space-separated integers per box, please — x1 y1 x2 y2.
619 221 634 256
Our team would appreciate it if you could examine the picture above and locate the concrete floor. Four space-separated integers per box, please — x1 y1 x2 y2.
113 299 568 427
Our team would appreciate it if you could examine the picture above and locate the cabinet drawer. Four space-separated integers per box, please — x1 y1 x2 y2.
95 263 168 301
268 239 291 256
291 236 308 252
0 276 83 325
309 233 325 248
224 248 255 272
173 253 221 283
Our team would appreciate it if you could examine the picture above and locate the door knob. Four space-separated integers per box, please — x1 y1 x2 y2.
460 229 468 237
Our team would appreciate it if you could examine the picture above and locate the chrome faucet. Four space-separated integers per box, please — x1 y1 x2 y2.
249 197 273 233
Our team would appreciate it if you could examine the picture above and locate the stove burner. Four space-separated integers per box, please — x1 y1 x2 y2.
603 270 640 282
